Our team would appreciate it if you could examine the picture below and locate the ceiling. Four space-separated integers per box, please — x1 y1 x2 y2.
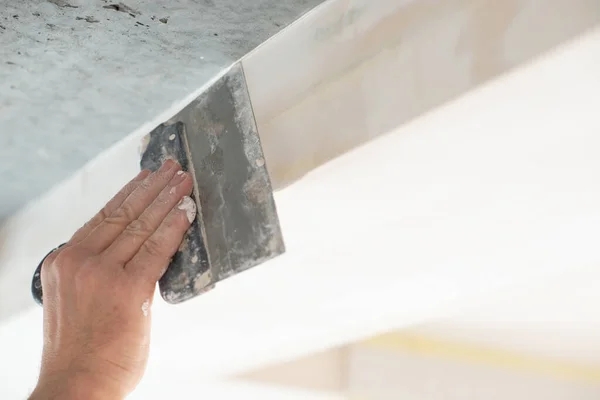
0 0 324 219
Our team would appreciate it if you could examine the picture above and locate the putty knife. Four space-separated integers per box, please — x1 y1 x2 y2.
32 62 285 305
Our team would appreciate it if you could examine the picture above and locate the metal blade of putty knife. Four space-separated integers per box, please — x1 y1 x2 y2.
139 62 285 304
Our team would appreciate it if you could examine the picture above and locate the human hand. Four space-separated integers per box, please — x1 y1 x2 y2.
29 160 196 400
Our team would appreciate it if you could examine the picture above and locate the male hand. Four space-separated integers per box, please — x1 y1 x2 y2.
29 160 196 400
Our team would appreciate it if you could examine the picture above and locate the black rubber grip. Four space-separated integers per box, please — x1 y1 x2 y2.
31 244 66 306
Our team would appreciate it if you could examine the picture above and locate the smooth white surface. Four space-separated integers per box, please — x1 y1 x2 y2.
243 0 600 189
130 380 343 400
1 25 600 398
414 264 600 366
348 345 600 399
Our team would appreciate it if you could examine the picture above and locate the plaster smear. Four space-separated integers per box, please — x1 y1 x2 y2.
141 299 150 317
177 196 197 223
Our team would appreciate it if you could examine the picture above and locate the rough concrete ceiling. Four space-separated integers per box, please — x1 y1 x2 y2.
0 0 324 219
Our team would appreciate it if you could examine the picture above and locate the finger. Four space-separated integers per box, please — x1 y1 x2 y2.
69 170 151 245
80 159 180 255
125 196 197 288
104 170 193 264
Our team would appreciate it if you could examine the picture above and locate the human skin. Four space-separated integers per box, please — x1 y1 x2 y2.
29 160 196 400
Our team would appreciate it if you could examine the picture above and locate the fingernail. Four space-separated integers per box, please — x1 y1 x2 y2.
177 196 197 223
169 170 188 186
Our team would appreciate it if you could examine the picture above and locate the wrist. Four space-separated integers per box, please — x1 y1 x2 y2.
31 370 124 400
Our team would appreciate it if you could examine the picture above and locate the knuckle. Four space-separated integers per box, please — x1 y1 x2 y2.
54 247 91 267
125 179 139 192
139 176 153 191
160 217 187 244
156 191 171 206
98 205 111 221
141 237 166 259
41 246 101 287
109 202 137 225
120 181 139 199
165 212 186 230
42 249 61 270
125 218 154 237
43 247 79 278
52 247 76 268
119 201 138 221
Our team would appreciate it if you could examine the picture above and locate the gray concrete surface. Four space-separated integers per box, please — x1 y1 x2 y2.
0 0 324 219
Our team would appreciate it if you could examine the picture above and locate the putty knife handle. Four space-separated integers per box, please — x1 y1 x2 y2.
31 244 66 306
